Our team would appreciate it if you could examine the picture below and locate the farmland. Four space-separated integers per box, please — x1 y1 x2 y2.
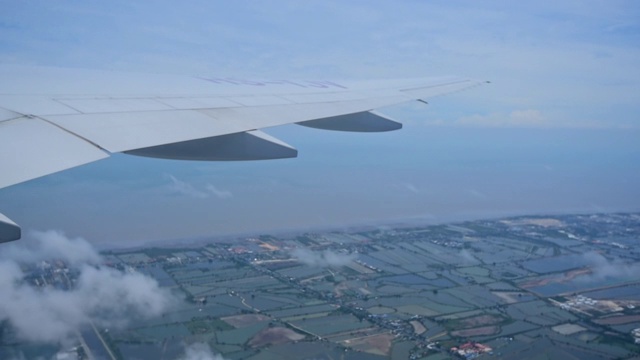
3 213 640 359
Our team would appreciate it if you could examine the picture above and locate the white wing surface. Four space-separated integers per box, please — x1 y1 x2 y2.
0 65 485 242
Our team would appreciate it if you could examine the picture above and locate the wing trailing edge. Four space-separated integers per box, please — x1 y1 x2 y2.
0 116 109 190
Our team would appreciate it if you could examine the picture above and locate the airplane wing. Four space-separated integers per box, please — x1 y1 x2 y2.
0 65 485 242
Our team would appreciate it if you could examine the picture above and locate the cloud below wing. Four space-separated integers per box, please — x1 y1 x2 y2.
167 174 233 199
292 248 355 267
0 231 177 343
179 343 227 360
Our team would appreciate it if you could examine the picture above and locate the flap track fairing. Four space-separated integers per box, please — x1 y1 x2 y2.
125 130 298 161
297 111 402 132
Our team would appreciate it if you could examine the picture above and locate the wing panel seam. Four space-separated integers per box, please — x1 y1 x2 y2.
37 116 111 154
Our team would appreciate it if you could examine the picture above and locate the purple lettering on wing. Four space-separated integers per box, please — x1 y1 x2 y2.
238 79 266 86
318 81 348 89
199 77 242 85
198 77 348 89
262 80 307 88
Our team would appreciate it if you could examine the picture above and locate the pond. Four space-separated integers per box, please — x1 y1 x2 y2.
522 254 592 274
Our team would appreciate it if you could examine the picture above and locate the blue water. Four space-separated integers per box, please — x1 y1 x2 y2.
522 254 592 274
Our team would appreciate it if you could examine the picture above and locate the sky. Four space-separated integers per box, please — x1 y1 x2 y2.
0 0 639 246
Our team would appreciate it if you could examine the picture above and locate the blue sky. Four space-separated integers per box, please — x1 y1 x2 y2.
0 1 639 245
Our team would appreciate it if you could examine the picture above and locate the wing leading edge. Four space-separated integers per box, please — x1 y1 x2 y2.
0 65 486 242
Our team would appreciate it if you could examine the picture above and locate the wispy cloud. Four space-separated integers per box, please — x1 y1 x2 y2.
166 174 233 199
179 343 227 360
456 109 550 128
466 189 488 199
421 108 638 129
400 182 420 194
0 231 177 344
581 251 640 281
1 229 101 266
167 174 210 199
459 249 480 265
205 184 233 199
291 248 355 267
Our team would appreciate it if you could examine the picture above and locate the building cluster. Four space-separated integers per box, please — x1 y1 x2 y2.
431 239 463 248
564 295 599 307
633 328 640 344
450 342 493 359
25 260 74 290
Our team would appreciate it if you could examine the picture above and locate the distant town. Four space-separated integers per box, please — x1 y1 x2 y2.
3 212 640 359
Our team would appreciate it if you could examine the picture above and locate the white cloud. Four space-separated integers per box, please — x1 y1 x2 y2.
466 189 488 199
1 230 102 266
291 248 355 267
400 182 420 194
179 343 226 360
167 174 233 199
581 251 640 281
205 184 233 199
0 231 177 344
455 109 551 128
420 108 634 129
167 174 210 199
459 249 480 265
